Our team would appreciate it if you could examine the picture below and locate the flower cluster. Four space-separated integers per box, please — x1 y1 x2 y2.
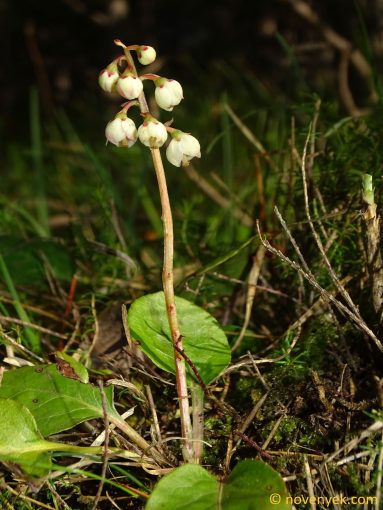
99 42 200 166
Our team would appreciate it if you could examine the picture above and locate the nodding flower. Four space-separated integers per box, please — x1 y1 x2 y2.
166 131 201 167
155 78 183 111
105 114 138 147
116 70 144 100
98 61 119 92
138 115 168 148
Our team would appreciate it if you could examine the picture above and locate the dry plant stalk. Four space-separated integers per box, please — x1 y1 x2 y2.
362 174 383 327
231 245 266 352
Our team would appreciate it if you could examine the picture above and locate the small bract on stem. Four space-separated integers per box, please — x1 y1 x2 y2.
100 39 202 463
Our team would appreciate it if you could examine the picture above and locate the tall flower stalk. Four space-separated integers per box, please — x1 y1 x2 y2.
100 40 201 462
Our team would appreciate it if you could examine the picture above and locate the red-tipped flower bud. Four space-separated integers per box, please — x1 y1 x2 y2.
99 61 119 92
137 46 156 65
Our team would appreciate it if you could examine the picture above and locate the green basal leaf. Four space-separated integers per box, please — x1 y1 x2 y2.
0 399 52 478
0 399 112 480
146 464 218 510
221 460 291 510
0 364 118 436
128 291 231 386
145 460 291 510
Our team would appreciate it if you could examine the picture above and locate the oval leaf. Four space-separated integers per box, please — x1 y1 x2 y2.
221 460 291 510
128 292 231 385
146 464 218 510
0 364 118 436
0 399 51 478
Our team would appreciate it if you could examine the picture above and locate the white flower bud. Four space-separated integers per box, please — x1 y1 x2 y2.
116 72 143 99
98 62 119 92
105 116 138 147
155 79 183 111
166 132 201 167
138 116 168 148
137 46 156 65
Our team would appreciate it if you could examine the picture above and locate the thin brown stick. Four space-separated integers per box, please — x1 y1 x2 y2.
274 205 310 273
45 481 72 510
261 413 285 450
375 430 383 510
362 182 383 326
106 492 124 510
233 431 272 460
0 329 44 362
265 450 325 461
0 295 73 326
145 384 162 445
91 380 110 510
0 315 68 340
107 412 167 466
233 392 269 453
231 245 266 352
303 455 317 510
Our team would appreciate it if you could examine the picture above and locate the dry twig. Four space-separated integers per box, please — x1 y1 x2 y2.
303 455 317 510
91 380 110 510
362 176 383 327
375 429 383 510
231 245 266 352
